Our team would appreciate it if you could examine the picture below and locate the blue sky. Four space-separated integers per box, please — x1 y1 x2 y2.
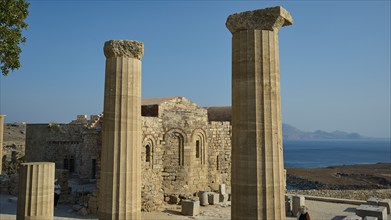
0 1 390 138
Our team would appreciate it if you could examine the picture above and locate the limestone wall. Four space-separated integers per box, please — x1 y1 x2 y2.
24 97 234 211
25 124 84 173
141 117 164 211
80 129 101 180
159 97 209 195
208 122 232 190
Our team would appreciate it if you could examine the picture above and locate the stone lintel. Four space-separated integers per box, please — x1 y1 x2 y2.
226 6 293 33
104 40 144 60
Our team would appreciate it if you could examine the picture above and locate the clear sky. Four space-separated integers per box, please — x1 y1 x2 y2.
0 1 390 138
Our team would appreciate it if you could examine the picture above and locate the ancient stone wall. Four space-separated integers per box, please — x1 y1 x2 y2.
207 122 232 191
159 97 209 195
80 129 101 180
25 124 91 179
141 116 164 211
24 97 234 211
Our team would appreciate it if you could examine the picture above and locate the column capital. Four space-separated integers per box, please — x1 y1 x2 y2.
226 6 293 34
104 40 144 60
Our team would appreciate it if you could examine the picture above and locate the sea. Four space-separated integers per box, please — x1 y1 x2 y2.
283 139 391 168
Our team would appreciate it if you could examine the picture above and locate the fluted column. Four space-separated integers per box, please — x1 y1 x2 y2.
16 162 55 220
0 115 4 174
99 40 143 220
226 6 293 220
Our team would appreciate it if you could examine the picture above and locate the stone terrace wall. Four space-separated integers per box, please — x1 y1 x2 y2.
207 121 232 191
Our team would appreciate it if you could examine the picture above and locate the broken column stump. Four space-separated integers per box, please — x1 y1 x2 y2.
17 162 55 220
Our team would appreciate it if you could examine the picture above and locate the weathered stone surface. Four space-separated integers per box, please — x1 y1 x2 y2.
367 198 391 214
104 40 144 59
208 192 219 205
219 193 228 203
199 191 209 206
367 197 380 206
356 205 387 220
379 199 391 214
17 162 55 220
228 6 292 220
363 217 378 220
226 6 293 33
99 39 142 220
219 184 226 195
285 195 293 215
342 215 363 220
181 200 200 216
292 195 305 215
24 96 234 212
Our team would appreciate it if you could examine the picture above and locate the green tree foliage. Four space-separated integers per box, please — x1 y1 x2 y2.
0 0 29 76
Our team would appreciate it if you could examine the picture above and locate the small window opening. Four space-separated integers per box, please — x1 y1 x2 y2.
196 140 200 158
146 145 151 162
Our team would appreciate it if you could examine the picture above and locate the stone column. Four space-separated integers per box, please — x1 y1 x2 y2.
0 115 4 174
17 162 55 220
99 40 143 220
226 6 293 220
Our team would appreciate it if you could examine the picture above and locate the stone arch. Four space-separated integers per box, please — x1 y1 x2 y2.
191 128 207 164
164 128 186 166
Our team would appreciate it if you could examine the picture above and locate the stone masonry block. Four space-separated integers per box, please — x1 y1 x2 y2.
285 195 292 215
342 215 362 220
219 184 226 195
292 195 305 215
169 195 180 204
363 217 378 220
219 193 228 203
356 205 387 220
208 193 219 205
367 197 380 206
199 191 209 206
181 200 200 216
379 199 391 214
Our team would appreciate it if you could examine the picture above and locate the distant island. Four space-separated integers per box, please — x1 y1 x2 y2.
283 123 362 140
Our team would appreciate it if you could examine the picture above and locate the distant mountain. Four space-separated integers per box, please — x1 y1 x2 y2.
282 123 362 140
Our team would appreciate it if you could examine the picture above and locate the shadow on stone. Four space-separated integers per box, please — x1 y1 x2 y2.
331 216 347 220
344 207 357 213
162 209 182 216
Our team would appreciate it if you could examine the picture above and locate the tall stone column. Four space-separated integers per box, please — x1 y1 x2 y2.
226 6 293 220
99 40 143 220
17 162 55 220
0 115 4 174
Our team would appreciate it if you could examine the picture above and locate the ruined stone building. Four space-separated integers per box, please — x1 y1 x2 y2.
25 96 232 210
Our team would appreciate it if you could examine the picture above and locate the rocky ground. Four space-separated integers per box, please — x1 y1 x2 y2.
287 189 391 201
287 163 391 190
0 193 369 220
2 123 26 160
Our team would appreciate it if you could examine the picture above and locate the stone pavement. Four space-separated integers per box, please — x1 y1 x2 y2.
3 193 390 220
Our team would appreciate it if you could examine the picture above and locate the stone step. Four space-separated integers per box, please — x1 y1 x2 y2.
356 204 387 220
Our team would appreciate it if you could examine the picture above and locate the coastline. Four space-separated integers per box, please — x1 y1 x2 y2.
286 163 391 191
